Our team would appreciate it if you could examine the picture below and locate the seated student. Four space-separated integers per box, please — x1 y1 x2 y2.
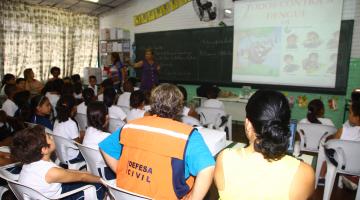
88 75 98 96
334 96 360 141
62 82 74 96
10 125 105 199
30 95 53 130
77 88 95 115
203 86 225 110
117 80 133 108
71 74 81 85
0 73 15 96
103 87 126 122
16 78 26 92
24 68 43 95
127 90 147 121
215 90 315 200
0 110 13 145
178 85 199 119
53 95 84 163
99 83 215 199
299 99 334 126
14 90 32 122
63 77 72 84
97 79 113 102
127 77 139 91
1 84 18 117
45 79 64 117
49 66 61 81
82 101 115 180
73 82 83 102
143 90 151 112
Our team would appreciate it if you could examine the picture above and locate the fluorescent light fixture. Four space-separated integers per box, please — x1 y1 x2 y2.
224 9 232 14
84 0 99 3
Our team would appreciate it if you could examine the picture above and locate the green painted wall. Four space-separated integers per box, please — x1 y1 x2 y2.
182 58 360 128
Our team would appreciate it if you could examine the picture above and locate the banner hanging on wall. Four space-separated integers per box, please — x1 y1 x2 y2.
134 0 191 26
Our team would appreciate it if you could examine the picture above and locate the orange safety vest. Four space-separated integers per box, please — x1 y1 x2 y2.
117 116 195 200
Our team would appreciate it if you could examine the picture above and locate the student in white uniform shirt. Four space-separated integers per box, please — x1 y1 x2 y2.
103 87 127 122
53 95 84 163
45 79 63 117
117 80 134 108
97 78 113 102
11 125 105 199
0 74 15 96
82 101 115 180
77 88 96 115
178 85 199 119
203 86 225 110
88 75 98 96
299 99 335 126
127 90 147 121
1 84 18 117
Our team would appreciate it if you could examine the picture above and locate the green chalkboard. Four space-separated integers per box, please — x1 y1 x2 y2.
135 26 233 83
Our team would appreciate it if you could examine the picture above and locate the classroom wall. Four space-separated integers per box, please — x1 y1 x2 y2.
100 0 360 127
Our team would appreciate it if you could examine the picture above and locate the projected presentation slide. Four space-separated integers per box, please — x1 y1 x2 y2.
232 0 343 88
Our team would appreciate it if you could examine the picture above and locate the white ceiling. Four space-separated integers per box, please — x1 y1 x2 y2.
22 0 129 16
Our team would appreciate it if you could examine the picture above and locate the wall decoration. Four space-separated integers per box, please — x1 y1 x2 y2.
328 97 338 111
297 95 308 108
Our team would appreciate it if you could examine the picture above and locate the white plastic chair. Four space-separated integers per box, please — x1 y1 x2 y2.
181 115 201 127
118 105 131 116
0 169 97 200
76 143 112 180
0 163 22 199
296 123 337 153
321 139 360 200
101 179 151 200
51 134 86 170
109 118 126 133
196 107 232 140
75 113 88 131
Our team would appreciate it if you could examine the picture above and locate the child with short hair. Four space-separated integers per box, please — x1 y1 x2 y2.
203 86 225 110
30 95 53 130
77 88 95 115
45 79 64 117
53 95 84 163
97 78 113 102
127 90 146 121
73 82 83 102
1 74 15 96
103 87 126 122
299 99 334 126
16 78 26 92
71 74 81 84
1 84 18 117
88 75 98 96
11 125 104 199
50 66 61 81
117 80 134 108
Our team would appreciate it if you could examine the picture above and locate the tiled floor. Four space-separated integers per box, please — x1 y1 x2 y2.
206 122 357 200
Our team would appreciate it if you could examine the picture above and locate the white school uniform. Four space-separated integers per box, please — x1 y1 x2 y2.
77 102 87 115
97 94 103 101
53 118 80 160
46 92 60 116
203 99 225 110
340 120 360 141
82 126 110 150
19 160 62 198
117 92 131 108
89 85 98 96
182 106 190 116
144 105 151 112
299 118 335 127
1 99 18 117
127 108 146 121
109 105 127 121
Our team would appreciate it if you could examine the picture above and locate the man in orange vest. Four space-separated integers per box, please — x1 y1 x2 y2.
100 83 215 199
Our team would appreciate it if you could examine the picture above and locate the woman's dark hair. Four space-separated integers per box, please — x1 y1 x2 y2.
71 74 81 84
103 87 116 107
10 125 49 164
82 88 95 106
177 85 187 101
130 90 145 108
306 99 324 124
30 95 49 113
352 90 360 103
73 82 83 95
111 52 121 65
246 90 291 161
56 94 76 123
87 101 108 132
1 74 15 88
62 82 74 95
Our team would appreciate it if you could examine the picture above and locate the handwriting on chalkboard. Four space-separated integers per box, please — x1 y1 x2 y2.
201 38 232 45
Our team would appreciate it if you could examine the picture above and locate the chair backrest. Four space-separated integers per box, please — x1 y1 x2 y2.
297 123 337 152
119 106 131 116
196 107 226 128
324 139 360 174
109 118 126 133
51 134 78 164
0 170 48 200
102 179 151 200
76 143 106 177
75 113 88 131
181 115 201 127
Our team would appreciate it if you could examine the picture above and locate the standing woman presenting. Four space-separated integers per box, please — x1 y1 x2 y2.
133 48 160 92
109 52 127 90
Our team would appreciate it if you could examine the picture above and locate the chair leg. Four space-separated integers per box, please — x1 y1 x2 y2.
355 178 360 200
323 162 337 200
315 146 326 188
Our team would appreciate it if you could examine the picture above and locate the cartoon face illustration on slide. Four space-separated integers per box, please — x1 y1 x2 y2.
302 52 320 72
283 54 300 73
286 34 298 49
303 31 321 48
244 41 273 64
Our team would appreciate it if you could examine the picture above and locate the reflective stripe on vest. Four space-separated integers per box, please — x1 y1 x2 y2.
117 116 195 199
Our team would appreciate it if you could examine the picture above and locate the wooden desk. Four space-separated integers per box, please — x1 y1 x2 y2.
194 97 248 122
